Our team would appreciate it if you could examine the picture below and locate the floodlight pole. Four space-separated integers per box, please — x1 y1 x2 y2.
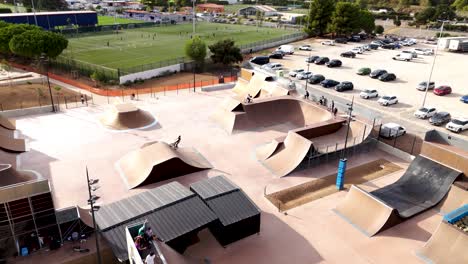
40 54 56 113
422 19 446 108
336 96 354 191
192 0 196 35
304 50 311 92
30 0 38 26
86 167 102 264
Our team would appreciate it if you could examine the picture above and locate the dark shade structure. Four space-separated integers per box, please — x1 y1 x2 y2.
190 176 261 246
95 182 217 261
0 11 98 30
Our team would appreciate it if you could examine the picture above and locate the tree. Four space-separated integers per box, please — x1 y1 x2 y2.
0 24 40 54
434 4 456 20
9 30 43 58
35 0 68 11
375 25 384 34
141 0 157 9
208 39 243 66
185 36 206 70
304 0 335 36
356 0 369 9
393 18 402 26
328 2 361 36
358 9 376 34
415 7 437 24
452 0 468 11
41 31 68 58
420 0 433 6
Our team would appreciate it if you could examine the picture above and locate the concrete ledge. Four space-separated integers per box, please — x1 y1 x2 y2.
1 106 54 118
201 83 235 92
376 141 414 162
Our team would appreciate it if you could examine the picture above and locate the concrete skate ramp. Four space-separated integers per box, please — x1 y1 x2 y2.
259 132 312 177
117 141 211 189
100 103 156 131
77 206 94 228
437 184 468 214
334 185 397 236
370 155 462 218
0 164 38 187
335 156 463 236
417 221 468 264
0 134 27 152
0 114 15 130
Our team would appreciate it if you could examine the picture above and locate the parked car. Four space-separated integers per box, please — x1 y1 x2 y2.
269 51 284 59
446 118 468 133
461 95 468 103
315 57 330 65
276 45 295 54
361 45 371 51
414 107 436 119
306 55 320 63
368 43 380 50
335 38 348 44
250 56 269 65
308 74 325 84
433 85 452 96
381 43 396 50
429 112 451 126
296 71 313 80
320 79 340 88
380 123 406 138
348 35 361 42
326 59 342 68
321 40 335 46
289 69 304 77
413 48 434 55
299 44 312 51
351 47 363 54
370 69 387 78
357 67 371 75
359 89 379 99
341 51 356 58
335 81 354 92
370 41 384 47
416 81 435 91
378 73 396 82
401 50 418 58
392 53 413 61
262 62 283 71
378 95 398 106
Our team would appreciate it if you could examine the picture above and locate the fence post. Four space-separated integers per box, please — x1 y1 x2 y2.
75 96 78 108
362 125 367 142
410 136 417 155
65 96 68 109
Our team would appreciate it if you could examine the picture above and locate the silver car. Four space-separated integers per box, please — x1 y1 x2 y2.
417 81 435 91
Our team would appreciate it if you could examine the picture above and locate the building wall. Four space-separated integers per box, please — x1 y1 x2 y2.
0 12 98 29
119 63 182 84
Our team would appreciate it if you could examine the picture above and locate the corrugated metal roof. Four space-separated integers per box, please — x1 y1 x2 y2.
97 182 217 262
190 176 260 226
95 182 193 231
190 175 238 200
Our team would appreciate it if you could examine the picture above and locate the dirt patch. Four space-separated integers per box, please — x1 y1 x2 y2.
131 72 221 88
0 84 83 111
266 159 402 212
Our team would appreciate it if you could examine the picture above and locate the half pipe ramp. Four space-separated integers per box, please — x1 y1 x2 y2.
335 155 463 236
116 141 211 189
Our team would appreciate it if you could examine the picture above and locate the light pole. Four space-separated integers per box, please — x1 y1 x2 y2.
30 0 38 26
39 54 56 113
422 19 447 108
192 0 196 35
304 50 311 92
86 167 102 264
336 96 354 190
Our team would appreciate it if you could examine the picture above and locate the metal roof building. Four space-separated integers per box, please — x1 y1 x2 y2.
94 182 217 261
0 11 97 30
190 176 261 246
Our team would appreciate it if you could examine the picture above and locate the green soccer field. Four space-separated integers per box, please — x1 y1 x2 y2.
61 23 292 70
98 15 146 25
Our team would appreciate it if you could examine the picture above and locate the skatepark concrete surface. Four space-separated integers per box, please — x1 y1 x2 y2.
0 88 462 264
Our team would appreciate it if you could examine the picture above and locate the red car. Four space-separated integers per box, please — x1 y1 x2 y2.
433 85 452 96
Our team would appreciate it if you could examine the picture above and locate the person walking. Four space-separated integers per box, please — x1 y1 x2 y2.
333 107 338 117
304 89 309 100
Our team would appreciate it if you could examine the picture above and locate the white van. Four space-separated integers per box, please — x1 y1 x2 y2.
276 45 295 55
392 52 413 61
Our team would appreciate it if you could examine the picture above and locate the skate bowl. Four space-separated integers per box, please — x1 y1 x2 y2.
0 164 48 203
213 95 333 134
0 134 27 152
334 155 463 236
0 114 16 130
116 141 211 189
256 118 372 177
99 103 157 131
417 221 468 264
0 164 38 186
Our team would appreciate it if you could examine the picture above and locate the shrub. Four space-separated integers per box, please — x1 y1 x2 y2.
375 25 384 34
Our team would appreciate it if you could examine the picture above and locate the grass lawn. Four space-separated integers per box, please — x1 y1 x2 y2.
98 16 146 25
62 23 292 70
0 3 27 12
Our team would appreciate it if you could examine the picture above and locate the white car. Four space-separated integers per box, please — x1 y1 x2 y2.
446 118 468 133
414 107 436 119
321 40 335 46
351 47 363 54
359 89 379 99
289 69 304 77
296 71 313 80
299 44 312 51
392 53 413 61
378 95 398 106
380 123 406 138
413 48 434 55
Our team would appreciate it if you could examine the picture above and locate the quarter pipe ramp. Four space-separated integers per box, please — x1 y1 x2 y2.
335 155 463 236
99 103 157 131
116 141 211 189
417 221 468 264
0 114 15 130
77 206 95 228
0 134 27 152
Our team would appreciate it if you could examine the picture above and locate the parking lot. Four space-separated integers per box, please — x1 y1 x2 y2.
266 38 468 137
